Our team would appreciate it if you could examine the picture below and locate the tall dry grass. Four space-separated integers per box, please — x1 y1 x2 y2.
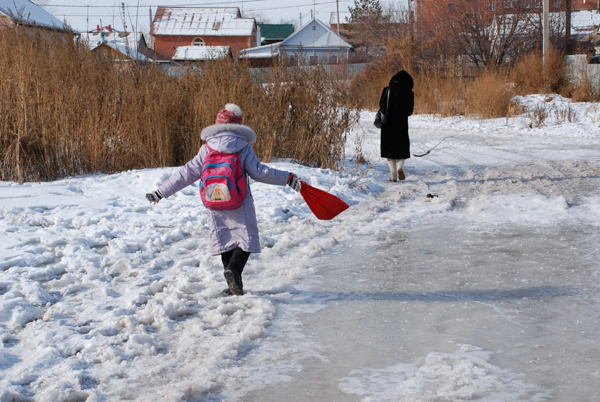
510 48 565 96
0 28 358 183
350 38 592 120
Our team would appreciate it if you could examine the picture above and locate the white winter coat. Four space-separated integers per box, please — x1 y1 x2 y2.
158 123 290 255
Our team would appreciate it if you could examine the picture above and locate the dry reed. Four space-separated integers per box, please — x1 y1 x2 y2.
0 28 358 183
349 39 590 121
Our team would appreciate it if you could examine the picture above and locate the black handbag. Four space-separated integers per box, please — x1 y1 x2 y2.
374 87 390 128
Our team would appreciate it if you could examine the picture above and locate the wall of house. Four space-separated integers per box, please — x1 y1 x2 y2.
0 14 13 30
152 33 256 59
571 0 600 10
329 23 350 36
282 48 351 65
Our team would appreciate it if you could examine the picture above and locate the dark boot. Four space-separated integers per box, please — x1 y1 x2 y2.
224 269 243 295
221 247 250 296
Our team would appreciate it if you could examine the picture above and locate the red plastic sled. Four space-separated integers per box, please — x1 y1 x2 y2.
300 181 349 220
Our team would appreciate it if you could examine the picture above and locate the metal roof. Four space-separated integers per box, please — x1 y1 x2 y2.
151 7 254 37
258 24 294 40
239 19 352 59
0 0 74 32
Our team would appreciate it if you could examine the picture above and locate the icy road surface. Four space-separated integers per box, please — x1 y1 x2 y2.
241 225 600 402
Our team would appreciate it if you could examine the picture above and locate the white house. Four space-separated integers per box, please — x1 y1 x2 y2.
239 18 353 65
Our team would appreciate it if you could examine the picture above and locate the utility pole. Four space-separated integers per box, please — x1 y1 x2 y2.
336 0 340 34
566 0 571 54
543 0 549 65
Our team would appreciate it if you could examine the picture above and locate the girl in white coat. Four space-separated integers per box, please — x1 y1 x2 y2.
146 104 301 295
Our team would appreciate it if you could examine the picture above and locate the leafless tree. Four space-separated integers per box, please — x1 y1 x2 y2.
423 0 552 67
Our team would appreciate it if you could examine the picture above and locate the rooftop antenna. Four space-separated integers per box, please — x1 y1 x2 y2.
121 2 128 33
149 6 153 50
543 0 549 66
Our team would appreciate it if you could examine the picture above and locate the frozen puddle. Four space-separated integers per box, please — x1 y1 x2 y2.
238 224 600 401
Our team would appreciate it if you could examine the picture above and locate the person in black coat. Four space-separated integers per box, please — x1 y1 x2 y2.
379 70 414 181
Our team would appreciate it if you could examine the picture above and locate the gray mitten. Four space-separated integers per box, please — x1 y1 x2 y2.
146 190 163 203
287 174 301 192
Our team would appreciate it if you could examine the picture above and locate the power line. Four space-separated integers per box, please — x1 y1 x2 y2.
48 0 350 11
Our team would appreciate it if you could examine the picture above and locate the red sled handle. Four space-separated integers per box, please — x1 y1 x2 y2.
299 181 349 220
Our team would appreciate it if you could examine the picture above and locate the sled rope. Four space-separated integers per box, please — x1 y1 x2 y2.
413 136 455 157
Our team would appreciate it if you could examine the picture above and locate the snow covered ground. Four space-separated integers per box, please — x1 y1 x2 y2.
1 95 599 401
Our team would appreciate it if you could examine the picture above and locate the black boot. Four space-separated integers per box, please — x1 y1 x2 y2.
223 269 243 296
221 247 250 296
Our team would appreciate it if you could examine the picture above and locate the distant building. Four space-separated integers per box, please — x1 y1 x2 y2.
415 0 599 33
79 25 152 62
329 11 352 35
150 7 257 59
169 45 232 74
0 0 75 32
172 45 232 61
239 18 353 65
258 24 294 45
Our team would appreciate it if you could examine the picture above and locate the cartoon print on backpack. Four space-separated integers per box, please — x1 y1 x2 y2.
207 183 230 202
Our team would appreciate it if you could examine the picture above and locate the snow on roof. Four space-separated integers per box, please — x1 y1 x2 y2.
103 41 152 62
151 7 255 37
80 31 137 51
238 43 280 58
570 10 600 32
172 45 230 60
0 0 74 32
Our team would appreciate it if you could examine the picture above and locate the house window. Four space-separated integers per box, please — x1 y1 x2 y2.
288 55 297 66
490 1 496 11
309 55 318 65
192 37 204 46
504 0 512 8
329 55 338 64
554 0 561 8
449 3 454 12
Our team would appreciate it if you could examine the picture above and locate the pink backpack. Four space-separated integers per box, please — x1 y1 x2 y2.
199 145 247 210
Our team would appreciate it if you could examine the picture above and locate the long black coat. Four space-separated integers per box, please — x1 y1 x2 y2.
379 70 414 160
